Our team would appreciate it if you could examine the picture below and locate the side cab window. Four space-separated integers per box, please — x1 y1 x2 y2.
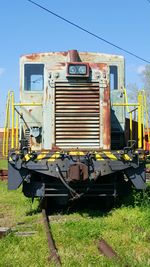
24 64 44 91
110 65 118 90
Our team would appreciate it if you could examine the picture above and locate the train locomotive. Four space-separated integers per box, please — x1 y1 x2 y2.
8 50 146 205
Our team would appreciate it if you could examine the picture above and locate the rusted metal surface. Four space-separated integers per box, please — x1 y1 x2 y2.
125 118 138 147
0 169 8 180
98 239 129 266
68 162 89 181
68 49 80 62
0 227 11 239
42 209 61 266
146 170 150 180
98 239 119 258
19 50 125 151
55 82 100 148
26 53 41 61
103 86 111 150
146 168 150 173
144 129 150 150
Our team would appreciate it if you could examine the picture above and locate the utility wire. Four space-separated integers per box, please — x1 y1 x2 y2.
27 0 150 64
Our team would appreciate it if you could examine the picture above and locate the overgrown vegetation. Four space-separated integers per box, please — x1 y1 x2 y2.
0 181 150 267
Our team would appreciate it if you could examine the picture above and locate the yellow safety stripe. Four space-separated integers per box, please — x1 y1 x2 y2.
104 151 118 160
95 153 104 161
9 156 13 162
12 150 133 162
24 154 32 162
68 151 85 156
37 153 47 160
47 152 61 162
122 154 132 161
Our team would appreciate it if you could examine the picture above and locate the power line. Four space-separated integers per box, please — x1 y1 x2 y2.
27 0 150 64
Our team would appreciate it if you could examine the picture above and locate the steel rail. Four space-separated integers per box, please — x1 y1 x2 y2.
42 208 61 266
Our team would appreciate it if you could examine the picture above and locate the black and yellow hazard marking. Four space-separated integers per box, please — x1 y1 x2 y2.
95 153 104 161
103 151 118 160
68 151 85 156
24 154 32 162
47 152 61 162
36 152 48 160
121 154 132 161
12 150 132 162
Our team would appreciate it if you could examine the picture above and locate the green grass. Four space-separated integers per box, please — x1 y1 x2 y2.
0 159 8 170
0 181 150 267
146 163 150 168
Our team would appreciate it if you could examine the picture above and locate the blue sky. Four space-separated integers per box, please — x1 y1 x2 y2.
0 0 150 126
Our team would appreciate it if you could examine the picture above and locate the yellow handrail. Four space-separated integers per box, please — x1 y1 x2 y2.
112 103 139 106
11 91 15 149
113 88 150 150
15 112 19 148
124 88 133 140
3 88 149 157
3 91 11 156
139 90 150 150
144 94 150 148
14 103 42 106
3 90 43 156
137 93 143 149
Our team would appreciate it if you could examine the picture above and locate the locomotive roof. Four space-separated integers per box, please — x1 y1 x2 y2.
20 51 124 63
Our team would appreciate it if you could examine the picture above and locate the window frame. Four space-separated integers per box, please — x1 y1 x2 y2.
109 65 118 90
23 63 45 92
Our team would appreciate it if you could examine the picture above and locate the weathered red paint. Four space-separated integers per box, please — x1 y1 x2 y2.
68 50 80 62
45 86 49 103
103 86 111 150
68 163 89 181
20 49 125 151
89 62 106 70
26 53 40 61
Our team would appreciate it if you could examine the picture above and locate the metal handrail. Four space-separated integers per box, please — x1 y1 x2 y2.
3 91 11 156
3 88 149 157
3 90 43 156
139 90 150 150
112 88 150 150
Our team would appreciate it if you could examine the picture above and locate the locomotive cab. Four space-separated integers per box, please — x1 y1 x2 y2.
20 50 125 152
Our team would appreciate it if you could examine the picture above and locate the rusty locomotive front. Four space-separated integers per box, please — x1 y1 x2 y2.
8 50 146 205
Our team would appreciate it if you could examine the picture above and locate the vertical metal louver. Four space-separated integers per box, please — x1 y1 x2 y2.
55 82 100 148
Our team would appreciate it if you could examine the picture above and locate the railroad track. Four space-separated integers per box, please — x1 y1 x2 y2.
0 173 148 265
42 199 61 266
41 198 129 266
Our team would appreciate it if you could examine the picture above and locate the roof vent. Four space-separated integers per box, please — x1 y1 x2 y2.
68 50 80 62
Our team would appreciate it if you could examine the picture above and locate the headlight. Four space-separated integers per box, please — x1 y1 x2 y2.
78 65 87 74
69 65 77 74
68 64 88 76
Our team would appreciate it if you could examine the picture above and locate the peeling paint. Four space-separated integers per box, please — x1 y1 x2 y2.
19 50 125 151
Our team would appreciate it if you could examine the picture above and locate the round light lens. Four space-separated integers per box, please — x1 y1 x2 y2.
69 65 77 74
78 65 87 74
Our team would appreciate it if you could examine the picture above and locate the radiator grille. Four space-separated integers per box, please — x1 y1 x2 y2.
55 82 100 148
